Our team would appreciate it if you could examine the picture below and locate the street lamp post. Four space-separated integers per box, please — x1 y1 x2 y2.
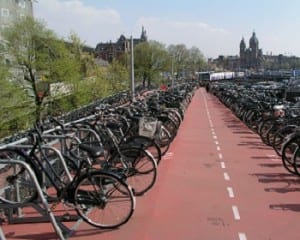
171 55 174 88
130 36 135 99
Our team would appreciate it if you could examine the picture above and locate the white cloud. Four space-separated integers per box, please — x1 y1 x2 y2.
134 17 237 58
33 0 126 47
33 1 239 57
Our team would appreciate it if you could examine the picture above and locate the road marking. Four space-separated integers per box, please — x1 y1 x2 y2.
232 205 241 220
201 89 247 240
220 162 226 168
238 232 247 240
162 152 174 160
227 187 234 198
224 172 230 181
266 154 281 162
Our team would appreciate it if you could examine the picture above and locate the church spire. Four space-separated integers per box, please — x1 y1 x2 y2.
141 26 147 42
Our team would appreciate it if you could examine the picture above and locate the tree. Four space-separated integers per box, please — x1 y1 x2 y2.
167 44 189 79
167 44 207 79
106 59 129 93
0 48 32 137
186 46 207 74
134 41 169 87
1 16 81 123
68 32 97 78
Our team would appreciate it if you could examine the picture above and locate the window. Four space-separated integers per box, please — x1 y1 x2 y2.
16 0 26 8
1 8 9 17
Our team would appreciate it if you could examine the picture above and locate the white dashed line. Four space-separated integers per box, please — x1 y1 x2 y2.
202 90 246 239
232 205 241 220
227 187 234 198
220 162 226 169
238 233 247 240
224 172 230 181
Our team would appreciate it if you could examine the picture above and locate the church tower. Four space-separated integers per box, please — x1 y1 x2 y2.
249 31 259 61
240 37 246 68
239 31 263 69
140 26 147 42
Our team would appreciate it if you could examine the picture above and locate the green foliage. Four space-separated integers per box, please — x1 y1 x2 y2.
134 41 169 87
106 60 129 93
68 32 97 77
167 44 207 79
1 16 81 123
0 16 207 139
0 75 34 137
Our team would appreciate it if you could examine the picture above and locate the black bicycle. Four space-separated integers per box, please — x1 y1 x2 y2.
0 125 136 229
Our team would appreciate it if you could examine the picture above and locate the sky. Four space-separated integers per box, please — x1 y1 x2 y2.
33 0 300 59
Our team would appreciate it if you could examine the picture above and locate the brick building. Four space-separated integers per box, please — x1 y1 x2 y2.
95 27 147 63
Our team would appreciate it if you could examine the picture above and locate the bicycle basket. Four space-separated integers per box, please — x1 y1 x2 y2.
138 117 158 138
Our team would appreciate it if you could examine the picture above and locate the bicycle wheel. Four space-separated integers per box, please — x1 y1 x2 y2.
109 147 157 196
73 170 135 229
122 135 162 164
260 120 275 145
281 134 300 175
292 146 300 176
0 148 39 204
155 126 172 156
272 125 297 157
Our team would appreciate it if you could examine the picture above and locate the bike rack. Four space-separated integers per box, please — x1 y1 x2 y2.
0 141 87 239
0 227 5 240
0 159 65 240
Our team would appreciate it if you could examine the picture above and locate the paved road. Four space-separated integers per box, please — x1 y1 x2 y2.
3 88 300 240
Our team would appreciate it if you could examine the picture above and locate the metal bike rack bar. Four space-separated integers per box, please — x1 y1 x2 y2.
0 159 65 240
0 227 6 240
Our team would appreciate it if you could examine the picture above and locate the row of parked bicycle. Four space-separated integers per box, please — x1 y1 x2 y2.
207 79 300 176
0 82 198 239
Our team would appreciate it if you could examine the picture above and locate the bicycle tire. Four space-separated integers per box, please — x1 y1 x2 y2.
122 135 162 164
155 126 172 156
272 125 297 156
281 134 300 175
0 148 40 204
292 146 300 176
108 147 157 196
73 170 135 229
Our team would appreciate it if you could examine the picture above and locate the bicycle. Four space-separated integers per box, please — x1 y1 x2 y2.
0 125 136 229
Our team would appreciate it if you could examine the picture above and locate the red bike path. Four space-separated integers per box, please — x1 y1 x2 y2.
2 88 300 240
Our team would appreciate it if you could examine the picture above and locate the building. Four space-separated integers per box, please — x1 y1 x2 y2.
0 0 33 67
212 31 300 71
239 32 263 69
95 27 148 63
0 0 33 32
